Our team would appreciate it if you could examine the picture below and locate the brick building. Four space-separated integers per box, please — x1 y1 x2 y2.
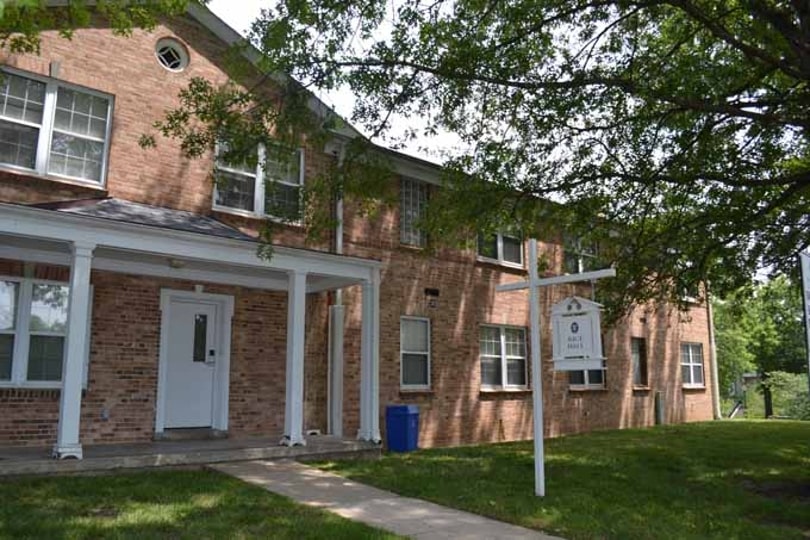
0 5 716 458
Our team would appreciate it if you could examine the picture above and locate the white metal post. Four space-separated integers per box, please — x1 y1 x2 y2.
528 239 546 496
282 270 307 446
800 253 810 395
54 241 95 460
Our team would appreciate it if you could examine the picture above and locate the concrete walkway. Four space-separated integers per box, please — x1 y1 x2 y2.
212 460 563 540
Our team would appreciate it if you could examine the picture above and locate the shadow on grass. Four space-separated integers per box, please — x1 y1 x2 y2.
317 421 810 540
0 469 400 540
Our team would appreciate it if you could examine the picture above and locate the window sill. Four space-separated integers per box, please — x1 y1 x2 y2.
0 382 62 390
399 388 433 395
475 256 526 271
480 387 531 394
682 385 706 391
568 386 608 393
0 164 108 192
632 385 651 392
212 206 304 228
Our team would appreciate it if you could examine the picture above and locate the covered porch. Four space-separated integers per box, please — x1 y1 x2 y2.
0 199 382 459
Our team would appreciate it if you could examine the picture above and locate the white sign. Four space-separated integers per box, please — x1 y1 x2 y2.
800 252 810 393
551 296 605 371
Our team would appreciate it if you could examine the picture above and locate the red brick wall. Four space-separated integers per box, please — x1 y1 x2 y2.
0 261 329 447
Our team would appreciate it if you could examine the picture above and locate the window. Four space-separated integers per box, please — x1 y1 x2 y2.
400 177 428 247
477 232 523 266
0 276 90 387
0 69 112 184
400 317 430 389
680 342 704 387
631 337 648 387
480 325 527 389
214 143 304 221
155 38 189 72
563 236 599 274
568 362 607 390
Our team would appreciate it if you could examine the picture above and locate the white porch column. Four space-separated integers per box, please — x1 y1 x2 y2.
328 304 345 437
358 269 381 443
282 269 307 446
54 241 95 459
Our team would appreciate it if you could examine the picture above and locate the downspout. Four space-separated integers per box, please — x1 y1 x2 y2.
706 284 722 419
327 143 346 436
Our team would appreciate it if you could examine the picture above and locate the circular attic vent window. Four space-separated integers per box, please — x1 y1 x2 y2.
155 38 189 72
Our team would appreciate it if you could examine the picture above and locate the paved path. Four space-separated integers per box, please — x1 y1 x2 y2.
212 460 563 540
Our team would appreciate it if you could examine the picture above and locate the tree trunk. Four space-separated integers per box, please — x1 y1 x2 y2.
763 384 774 418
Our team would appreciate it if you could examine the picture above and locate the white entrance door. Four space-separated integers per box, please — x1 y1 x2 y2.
164 299 219 428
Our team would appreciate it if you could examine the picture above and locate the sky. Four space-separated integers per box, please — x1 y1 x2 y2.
206 0 459 165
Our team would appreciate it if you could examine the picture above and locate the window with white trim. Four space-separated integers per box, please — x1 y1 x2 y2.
0 69 112 184
479 325 527 389
568 362 607 389
213 143 304 221
477 232 523 266
631 337 648 387
0 276 91 387
400 317 430 389
400 177 428 247
563 236 600 274
680 342 704 387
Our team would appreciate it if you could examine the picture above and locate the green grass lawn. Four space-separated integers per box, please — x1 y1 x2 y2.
317 420 810 540
0 469 400 539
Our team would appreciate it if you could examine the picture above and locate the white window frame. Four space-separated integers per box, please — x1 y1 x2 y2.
0 275 91 389
477 232 524 268
680 342 705 388
568 361 607 390
479 324 528 390
212 143 305 222
0 66 114 187
631 337 648 387
400 316 431 390
400 176 428 247
563 236 599 274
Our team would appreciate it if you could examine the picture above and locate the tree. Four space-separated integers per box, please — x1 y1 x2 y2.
228 0 809 315
5 1 810 317
714 276 806 416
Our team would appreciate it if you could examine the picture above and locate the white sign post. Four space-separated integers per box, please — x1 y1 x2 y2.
800 252 810 395
497 239 615 497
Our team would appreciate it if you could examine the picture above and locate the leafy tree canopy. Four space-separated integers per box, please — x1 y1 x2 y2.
4 1 810 317
714 276 806 396
238 0 809 315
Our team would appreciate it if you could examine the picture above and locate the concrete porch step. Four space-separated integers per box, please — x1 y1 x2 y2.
155 428 228 441
0 436 380 477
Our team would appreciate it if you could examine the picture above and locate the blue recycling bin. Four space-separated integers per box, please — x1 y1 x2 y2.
385 404 419 452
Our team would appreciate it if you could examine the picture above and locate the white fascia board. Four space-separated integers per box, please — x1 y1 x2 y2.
0 203 380 281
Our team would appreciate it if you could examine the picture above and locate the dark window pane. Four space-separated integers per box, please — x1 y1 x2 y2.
631 337 647 385
215 170 256 211
0 334 13 380
506 358 526 386
692 365 704 385
0 73 45 123
480 356 501 386
682 365 691 383
477 233 498 259
193 314 207 363
265 182 301 220
27 335 64 381
588 369 604 385
569 370 585 385
0 121 38 169
563 251 580 274
402 353 428 386
502 235 522 264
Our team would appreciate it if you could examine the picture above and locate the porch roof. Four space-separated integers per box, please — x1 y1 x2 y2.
0 200 380 292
